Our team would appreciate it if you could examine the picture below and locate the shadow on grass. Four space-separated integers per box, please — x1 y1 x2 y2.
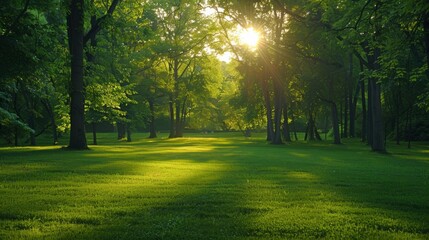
1 136 429 239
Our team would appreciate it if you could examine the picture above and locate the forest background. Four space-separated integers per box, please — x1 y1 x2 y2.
1 0 428 152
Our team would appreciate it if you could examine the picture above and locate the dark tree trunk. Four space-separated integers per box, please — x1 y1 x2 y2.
168 95 175 138
350 81 360 138
360 61 367 142
393 87 402 145
406 106 412 149
67 0 88 150
331 102 341 144
306 112 316 141
315 126 322 141
344 80 348 138
368 48 385 152
92 122 97 145
423 13 429 78
348 53 356 138
272 82 283 145
148 99 157 138
172 59 182 138
290 106 298 141
282 102 291 142
117 122 125 139
262 80 274 141
339 103 344 137
367 75 373 146
175 102 182 137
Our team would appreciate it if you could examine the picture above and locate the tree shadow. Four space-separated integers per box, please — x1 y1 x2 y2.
1 137 428 239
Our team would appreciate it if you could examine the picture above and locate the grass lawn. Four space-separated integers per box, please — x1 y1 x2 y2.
0 132 428 239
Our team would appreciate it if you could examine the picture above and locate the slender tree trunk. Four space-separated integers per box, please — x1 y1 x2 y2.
272 82 283 144
92 122 97 145
348 53 356 138
340 103 344 137
307 112 315 141
423 12 429 79
67 0 88 150
168 95 175 138
148 99 157 138
282 102 291 142
175 103 182 137
344 78 348 138
117 122 125 139
173 59 182 138
367 76 373 146
262 80 274 141
350 81 359 138
331 102 341 144
360 61 367 142
290 107 298 141
406 106 412 149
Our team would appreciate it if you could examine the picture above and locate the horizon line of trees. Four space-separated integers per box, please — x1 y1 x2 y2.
1 0 428 152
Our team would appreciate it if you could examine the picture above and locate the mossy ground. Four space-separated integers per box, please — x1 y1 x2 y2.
0 133 428 239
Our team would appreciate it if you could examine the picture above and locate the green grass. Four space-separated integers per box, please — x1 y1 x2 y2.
0 132 428 239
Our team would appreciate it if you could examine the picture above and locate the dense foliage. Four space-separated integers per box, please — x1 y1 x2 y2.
1 0 428 151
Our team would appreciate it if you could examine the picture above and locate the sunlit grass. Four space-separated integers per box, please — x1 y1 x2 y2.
0 133 428 239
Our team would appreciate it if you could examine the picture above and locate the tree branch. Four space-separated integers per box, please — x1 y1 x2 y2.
83 0 120 45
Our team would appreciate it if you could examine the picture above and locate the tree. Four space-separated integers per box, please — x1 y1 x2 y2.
67 0 87 149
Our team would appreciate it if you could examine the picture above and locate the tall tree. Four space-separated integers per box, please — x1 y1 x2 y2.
67 0 87 149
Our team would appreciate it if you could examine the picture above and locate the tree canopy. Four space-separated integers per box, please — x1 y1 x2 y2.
1 0 428 151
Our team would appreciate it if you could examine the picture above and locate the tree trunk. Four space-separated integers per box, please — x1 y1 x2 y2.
368 48 385 152
148 99 157 138
282 101 291 142
344 81 348 138
360 61 367 142
272 82 283 144
290 106 298 141
92 122 97 145
67 0 88 150
172 59 182 138
350 81 360 138
367 75 373 146
406 106 412 149
261 80 274 141
340 103 344 137
307 112 315 141
423 12 429 79
168 95 175 138
348 53 356 138
331 102 341 144
175 102 182 137
117 122 126 139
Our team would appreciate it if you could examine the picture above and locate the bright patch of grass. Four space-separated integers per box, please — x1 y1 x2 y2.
0 133 428 239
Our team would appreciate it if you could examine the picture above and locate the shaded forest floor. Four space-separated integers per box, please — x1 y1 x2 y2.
0 133 428 239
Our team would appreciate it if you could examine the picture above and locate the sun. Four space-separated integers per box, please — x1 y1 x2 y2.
238 27 260 49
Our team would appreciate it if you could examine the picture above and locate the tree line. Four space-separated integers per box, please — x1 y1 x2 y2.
1 0 428 152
